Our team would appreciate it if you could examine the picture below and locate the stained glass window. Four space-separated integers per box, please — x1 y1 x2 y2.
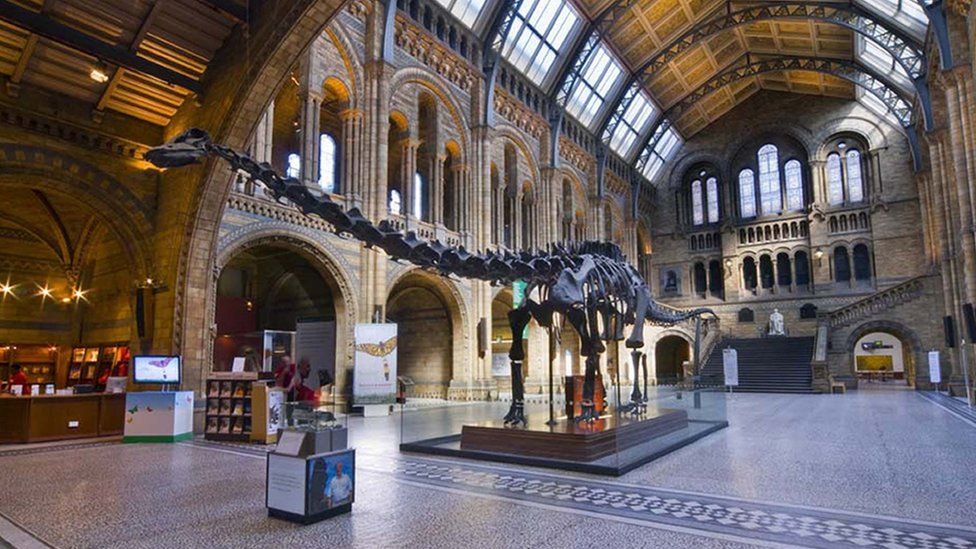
319 134 337 194
706 177 719 223
286 153 301 179
827 153 844 205
739 169 756 218
784 159 804 210
691 179 704 225
847 149 865 202
757 144 781 214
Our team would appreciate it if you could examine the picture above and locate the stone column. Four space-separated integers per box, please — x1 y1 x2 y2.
432 153 446 225
339 108 363 201
808 159 825 204
299 90 322 189
400 138 420 217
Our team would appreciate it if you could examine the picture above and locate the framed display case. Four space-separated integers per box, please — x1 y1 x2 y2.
68 345 130 387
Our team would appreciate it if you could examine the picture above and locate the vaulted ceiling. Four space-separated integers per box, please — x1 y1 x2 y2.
0 0 243 126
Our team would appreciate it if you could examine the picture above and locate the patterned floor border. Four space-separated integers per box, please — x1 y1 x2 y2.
917 391 976 428
179 439 976 549
0 439 121 459
388 455 976 549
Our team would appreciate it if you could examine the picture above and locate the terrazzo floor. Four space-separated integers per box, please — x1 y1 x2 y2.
1 387 975 548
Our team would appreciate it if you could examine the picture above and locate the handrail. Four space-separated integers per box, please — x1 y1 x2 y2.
823 275 926 328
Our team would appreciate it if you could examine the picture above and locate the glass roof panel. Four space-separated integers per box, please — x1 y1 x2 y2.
565 42 625 128
502 0 581 86
607 89 659 158
855 87 901 125
641 124 681 181
855 35 913 93
856 0 928 40
433 0 489 28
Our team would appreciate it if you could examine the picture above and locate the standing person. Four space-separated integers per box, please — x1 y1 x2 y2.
7 364 29 395
295 357 317 403
325 460 352 507
274 355 299 401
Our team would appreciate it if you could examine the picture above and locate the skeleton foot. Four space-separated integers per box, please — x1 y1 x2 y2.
503 401 527 427
619 400 646 416
574 402 599 423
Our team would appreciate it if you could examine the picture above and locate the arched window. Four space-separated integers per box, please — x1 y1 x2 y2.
693 262 707 296
413 172 425 218
853 243 871 280
286 153 301 179
706 177 719 223
784 159 803 210
846 149 864 203
318 134 337 193
691 179 704 225
759 254 774 289
739 169 756 218
708 259 723 298
834 246 851 282
743 257 758 291
826 153 843 205
389 189 402 215
776 252 792 287
795 250 810 287
757 144 781 214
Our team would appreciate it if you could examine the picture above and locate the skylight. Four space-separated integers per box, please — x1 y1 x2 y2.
855 35 913 94
433 0 489 29
502 0 581 86
607 87 658 158
856 0 928 40
565 43 625 128
640 124 681 181
856 87 901 125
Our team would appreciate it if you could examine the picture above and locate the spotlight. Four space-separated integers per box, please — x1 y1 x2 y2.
145 277 154 286
90 62 109 83
38 286 52 298
0 283 12 295
61 297 71 304
72 287 87 301
814 248 825 259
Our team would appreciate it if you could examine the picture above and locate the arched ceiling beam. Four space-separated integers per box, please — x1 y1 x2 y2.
480 0 525 126
601 1 933 151
923 0 953 69
635 55 923 177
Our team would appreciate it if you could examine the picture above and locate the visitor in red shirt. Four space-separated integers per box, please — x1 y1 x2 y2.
295 358 317 403
274 355 299 401
7 364 29 395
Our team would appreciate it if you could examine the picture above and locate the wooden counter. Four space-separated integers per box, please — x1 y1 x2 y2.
0 393 125 443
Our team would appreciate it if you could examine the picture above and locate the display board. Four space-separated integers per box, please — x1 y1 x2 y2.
295 319 336 392
353 323 397 405
928 351 941 384
722 348 739 387
123 391 194 442
133 355 181 384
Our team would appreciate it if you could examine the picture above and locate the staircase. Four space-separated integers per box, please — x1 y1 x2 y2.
701 337 816 393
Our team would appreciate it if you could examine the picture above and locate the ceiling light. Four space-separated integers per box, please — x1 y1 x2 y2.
38 286 52 298
61 297 71 303
0 283 12 295
90 62 110 83
145 277 154 286
72 287 87 300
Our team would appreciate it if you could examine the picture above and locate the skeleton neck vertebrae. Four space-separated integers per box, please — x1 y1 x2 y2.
146 128 716 425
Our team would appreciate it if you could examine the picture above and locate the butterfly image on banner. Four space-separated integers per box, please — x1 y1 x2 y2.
355 336 397 357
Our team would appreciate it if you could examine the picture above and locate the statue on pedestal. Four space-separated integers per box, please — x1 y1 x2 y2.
768 308 786 336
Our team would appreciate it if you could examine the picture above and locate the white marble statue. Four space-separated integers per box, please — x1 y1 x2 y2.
768 308 786 336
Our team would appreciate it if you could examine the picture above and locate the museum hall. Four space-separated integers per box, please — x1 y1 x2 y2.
1 0 976 546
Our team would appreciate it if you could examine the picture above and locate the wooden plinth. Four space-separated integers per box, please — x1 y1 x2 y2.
460 408 689 462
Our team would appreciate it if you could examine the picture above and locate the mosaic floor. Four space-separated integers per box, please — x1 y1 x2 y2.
1 388 975 548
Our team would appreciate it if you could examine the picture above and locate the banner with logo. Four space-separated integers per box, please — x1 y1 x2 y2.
353 323 398 405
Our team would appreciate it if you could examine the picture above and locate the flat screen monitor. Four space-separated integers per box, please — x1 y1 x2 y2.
133 355 181 384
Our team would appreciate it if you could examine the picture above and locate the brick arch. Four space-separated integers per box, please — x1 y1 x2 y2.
389 67 470 152
386 266 472 395
668 151 725 191
814 119 890 158
843 319 925 381
210 229 360 396
172 0 350 365
322 22 363 108
0 145 151 277
722 123 817 165
493 124 539 184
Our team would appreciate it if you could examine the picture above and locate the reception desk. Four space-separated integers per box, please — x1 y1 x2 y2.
0 393 125 443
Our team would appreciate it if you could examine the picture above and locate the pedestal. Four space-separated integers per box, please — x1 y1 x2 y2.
123 391 194 442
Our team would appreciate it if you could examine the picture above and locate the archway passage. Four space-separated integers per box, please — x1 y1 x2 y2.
491 289 516 380
854 331 914 387
386 272 457 398
214 243 338 392
655 335 690 385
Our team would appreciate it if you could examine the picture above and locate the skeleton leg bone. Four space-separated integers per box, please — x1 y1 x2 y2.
503 306 532 426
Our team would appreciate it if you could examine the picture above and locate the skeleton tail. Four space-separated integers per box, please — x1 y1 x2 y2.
645 295 717 326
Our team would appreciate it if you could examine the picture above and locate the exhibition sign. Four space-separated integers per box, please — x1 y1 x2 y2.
296 319 336 391
122 391 194 442
722 348 739 387
928 351 941 384
353 323 397 405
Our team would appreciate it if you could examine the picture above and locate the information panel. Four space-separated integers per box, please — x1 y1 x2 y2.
353 323 398 405
722 348 739 387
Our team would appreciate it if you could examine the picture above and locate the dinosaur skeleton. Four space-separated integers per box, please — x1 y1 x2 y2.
146 129 716 426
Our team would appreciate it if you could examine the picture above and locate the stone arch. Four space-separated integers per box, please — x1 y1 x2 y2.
389 66 470 151
843 319 924 386
813 118 890 158
650 329 694 384
168 0 352 373
494 124 540 184
722 123 816 164
0 144 152 277
210 227 360 396
668 150 725 191
386 267 471 397
322 22 363 107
